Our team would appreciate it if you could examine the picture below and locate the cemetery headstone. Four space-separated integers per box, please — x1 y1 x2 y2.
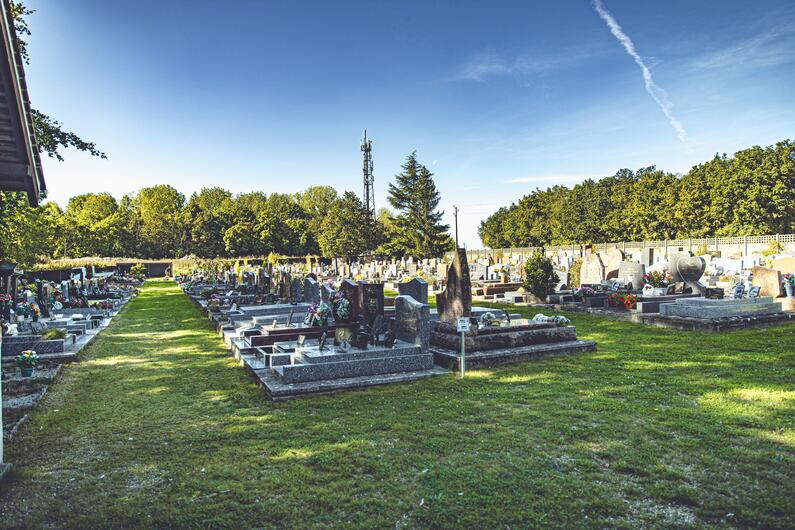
641 248 655 268
770 256 795 275
358 282 385 324
668 252 707 295
339 279 360 321
303 277 321 305
617 261 644 291
395 295 430 352
751 266 783 297
604 248 624 279
580 253 605 285
436 248 472 323
321 283 335 304
291 278 303 304
398 277 428 304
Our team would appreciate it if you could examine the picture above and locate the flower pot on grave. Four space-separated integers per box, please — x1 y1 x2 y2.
786 284 794 298
21 367 34 377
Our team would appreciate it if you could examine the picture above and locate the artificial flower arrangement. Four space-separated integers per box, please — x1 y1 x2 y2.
641 271 673 288
15 301 41 320
16 350 39 369
304 302 331 326
90 300 114 310
478 311 502 327
784 273 795 298
332 291 352 320
0 293 12 310
573 286 595 301
607 292 638 310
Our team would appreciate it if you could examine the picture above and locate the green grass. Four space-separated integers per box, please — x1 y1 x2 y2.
1 279 794 528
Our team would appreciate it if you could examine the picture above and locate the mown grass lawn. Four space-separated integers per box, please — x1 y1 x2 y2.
1 279 793 528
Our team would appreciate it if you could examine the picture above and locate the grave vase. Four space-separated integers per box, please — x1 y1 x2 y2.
786 283 794 298
21 367 33 377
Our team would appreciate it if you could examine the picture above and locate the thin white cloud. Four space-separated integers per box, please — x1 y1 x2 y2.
690 24 795 70
457 47 599 83
592 0 687 142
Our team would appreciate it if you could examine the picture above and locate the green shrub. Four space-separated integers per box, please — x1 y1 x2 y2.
694 243 709 256
42 328 66 340
762 240 784 257
522 252 559 298
130 263 147 278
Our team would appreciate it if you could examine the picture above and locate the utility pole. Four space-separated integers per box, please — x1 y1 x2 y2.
453 205 459 249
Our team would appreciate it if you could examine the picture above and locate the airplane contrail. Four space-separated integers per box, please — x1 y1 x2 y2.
593 0 687 142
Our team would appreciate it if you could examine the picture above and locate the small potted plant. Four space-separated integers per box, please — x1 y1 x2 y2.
16 350 39 377
784 273 795 299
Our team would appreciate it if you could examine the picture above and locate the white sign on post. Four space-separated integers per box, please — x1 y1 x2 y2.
456 317 470 378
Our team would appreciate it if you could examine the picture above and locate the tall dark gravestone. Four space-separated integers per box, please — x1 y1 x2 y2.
436 248 472 324
398 277 428 304
321 283 335 304
339 279 361 322
303 277 320 304
358 281 385 324
291 278 303 304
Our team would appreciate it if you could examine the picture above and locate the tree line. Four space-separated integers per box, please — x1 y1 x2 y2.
0 153 454 267
479 140 795 248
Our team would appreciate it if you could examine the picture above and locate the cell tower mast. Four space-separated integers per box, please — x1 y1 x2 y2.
361 130 375 217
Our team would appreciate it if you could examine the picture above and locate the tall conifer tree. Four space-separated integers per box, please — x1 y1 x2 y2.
387 152 453 258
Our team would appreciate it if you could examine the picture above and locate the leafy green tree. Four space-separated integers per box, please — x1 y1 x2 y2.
223 222 263 256
183 187 234 257
317 192 376 260
0 192 62 267
62 193 123 257
479 140 795 247
478 206 510 248
297 185 338 241
134 185 185 258
257 193 316 255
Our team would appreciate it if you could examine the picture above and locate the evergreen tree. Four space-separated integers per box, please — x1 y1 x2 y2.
387 152 453 258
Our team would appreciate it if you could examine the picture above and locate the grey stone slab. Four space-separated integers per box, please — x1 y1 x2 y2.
273 352 434 384
395 295 430 352
298 342 420 364
256 365 450 400
659 297 782 318
432 339 596 370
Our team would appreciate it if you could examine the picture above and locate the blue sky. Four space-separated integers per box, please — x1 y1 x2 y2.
27 0 795 248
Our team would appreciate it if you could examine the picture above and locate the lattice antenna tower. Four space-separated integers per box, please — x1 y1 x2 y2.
361 130 375 217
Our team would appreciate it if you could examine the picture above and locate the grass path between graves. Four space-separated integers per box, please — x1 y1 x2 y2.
1 279 794 528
